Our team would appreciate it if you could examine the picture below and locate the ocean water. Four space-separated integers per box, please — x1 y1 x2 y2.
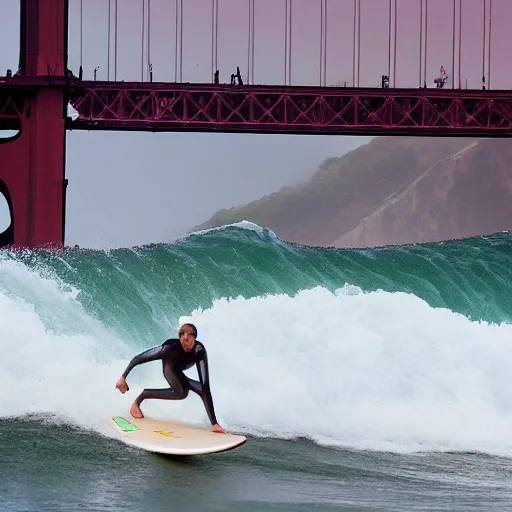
2 221 512 511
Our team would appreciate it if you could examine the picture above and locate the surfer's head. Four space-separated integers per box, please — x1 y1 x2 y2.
179 323 197 351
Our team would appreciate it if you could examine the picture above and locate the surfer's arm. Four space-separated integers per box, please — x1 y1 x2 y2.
196 347 219 426
121 344 167 378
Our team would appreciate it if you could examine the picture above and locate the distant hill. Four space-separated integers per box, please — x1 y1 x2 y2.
192 137 512 248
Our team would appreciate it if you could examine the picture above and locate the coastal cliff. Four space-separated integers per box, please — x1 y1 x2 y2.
193 137 512 248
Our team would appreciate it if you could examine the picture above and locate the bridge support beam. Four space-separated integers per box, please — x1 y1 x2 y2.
0 0 68 249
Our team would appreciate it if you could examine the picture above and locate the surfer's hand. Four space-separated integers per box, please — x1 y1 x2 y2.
115 376 129 394
212 423 225 434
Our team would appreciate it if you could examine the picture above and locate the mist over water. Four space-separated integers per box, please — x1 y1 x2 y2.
2 222 512 457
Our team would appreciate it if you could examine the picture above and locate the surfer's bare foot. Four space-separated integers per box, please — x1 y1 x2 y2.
130 402 144 419
212 423 225 433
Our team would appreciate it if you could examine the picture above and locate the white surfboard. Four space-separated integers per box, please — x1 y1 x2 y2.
110 415 247 455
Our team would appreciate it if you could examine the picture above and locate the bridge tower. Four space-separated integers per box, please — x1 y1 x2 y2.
0 0 68 248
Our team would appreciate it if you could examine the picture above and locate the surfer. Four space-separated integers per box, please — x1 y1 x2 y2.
115 323 225 434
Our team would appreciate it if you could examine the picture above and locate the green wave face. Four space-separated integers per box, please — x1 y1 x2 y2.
4 222 512 344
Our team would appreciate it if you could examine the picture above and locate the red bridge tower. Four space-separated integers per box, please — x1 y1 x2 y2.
0 0 68 248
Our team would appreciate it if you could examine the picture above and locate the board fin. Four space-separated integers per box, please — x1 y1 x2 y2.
112 416 140 432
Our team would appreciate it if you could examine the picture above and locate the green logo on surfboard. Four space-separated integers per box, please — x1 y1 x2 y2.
112 416 140 432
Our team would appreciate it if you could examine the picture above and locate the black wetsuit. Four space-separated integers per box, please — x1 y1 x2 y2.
121 338 218 425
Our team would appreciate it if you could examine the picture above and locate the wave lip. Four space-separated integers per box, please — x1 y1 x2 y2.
187 220 279 242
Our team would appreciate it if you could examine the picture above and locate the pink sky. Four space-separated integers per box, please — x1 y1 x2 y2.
62 0 512 90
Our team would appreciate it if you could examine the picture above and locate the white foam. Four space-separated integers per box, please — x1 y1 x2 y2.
0 259 133 437
184 285 512 456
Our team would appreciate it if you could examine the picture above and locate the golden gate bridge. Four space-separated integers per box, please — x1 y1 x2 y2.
0 0 510 249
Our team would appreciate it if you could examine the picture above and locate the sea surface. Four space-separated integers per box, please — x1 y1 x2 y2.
2 221 512 511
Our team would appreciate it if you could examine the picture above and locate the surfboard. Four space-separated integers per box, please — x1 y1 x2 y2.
110 415 247 455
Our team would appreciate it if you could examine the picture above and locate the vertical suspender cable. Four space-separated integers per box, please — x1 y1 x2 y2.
423 0 428 86
148 0 151 81
212 0 215 81
248 0 251 84
114 0 118 81
393 0 397 86
458 0 461 88
323 0 327 86
80 0 83 70
141 0 145 81
357 0 361 87
319 0 327 86
108 0 111 80
215 0 219 78
388 0 391 82
211 0 219 81
175 0 178 81
352 0 356 87
252 0 255 84
488 0 492 88
284 0 292 85
419 0 423 87
252 0 256 84
180 0 183 82
482 0 486 87
247 0 255 84
451 0 455 88
284 0 288 84
289 0 292 85
319 0 323 85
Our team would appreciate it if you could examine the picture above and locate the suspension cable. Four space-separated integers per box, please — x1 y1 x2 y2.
319 0 323 86
212 0 218 82
80 0 83 69
212 0 215 81
115 0 118 81
423 0 427 87
180 0 183 81
320 0 327 86
284 0 292 85
215 0 219 78
141 0 145 81
289 0 293 85
451 0 455 88
419 0 422 87
352 0 356 87
393 0 397 86
108 0 111 80
388 0 391 83
247 0 251 84
323 0 327 86
174 0 183 82
458 0 461 88
251 0 255 84
357 0 361 87
482 0 486 87
488 0 492 88
148 0 151 81
175 0 178 81
284 0 288 85
247 0 255 84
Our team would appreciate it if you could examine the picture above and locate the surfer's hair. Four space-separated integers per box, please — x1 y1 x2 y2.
179 323 197 337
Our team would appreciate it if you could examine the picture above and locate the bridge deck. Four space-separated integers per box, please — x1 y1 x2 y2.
2 78 512 136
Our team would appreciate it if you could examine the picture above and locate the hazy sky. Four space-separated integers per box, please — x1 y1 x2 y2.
1 0 510 248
